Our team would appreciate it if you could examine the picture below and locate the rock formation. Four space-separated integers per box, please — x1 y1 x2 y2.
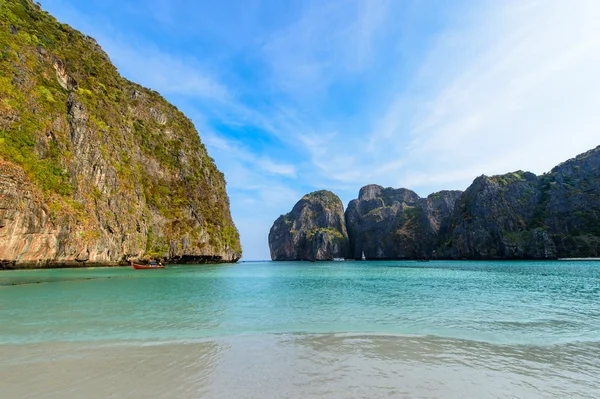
269 190 350 260
439 172 554 259
345 185 462 259
442 146 600 259
0 1 241 268
270 146 600 261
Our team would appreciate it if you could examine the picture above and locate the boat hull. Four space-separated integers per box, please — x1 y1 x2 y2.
130 262 165 270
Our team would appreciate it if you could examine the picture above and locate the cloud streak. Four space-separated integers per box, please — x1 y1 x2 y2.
105 42 231 101
397 0 600 189
262 0 391 97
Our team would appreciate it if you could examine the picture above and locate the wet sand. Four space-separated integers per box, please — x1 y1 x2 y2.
2 334 599 399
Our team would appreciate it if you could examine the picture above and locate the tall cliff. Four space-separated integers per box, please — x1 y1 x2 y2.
0 0 241 268
439 172 554 259
345 185 462 259
269 190 350 260
442 146 600 259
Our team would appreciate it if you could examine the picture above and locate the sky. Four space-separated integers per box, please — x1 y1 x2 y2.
40 0 600 260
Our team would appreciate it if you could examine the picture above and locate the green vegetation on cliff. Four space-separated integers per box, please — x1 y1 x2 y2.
442 148 600 259
269 190 350 260
0 0 240 266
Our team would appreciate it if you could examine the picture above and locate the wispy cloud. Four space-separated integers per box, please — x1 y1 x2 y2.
202 131 296 180
257 159 297 178
104 40 231 101
262 0 391 96
359 0 600 192
40 2 231 102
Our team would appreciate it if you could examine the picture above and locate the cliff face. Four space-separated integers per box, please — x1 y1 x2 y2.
345 185 462 259
440 172 554 259
441 146 600 259
0 1 241 268
269 190 350 260
542 146 600 257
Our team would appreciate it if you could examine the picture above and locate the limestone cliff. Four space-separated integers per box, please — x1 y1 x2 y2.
442 146 600 259
269 190 349 260
439 172 554 259
0 0 241 268
542 146 600 257
272 146 600 261
345 185 462 259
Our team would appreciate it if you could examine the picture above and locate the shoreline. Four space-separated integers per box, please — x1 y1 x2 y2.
3 329 600 348
0 258 239 270
2 333 598 399
5 256 600 270
2 261 599 398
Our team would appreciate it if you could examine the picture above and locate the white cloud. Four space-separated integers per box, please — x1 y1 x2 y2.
257 159 297 178
262 0 390 96
41 2 230 102
200 129 303 260
202 131 297 181
135 0 600 258
99 38 231 102
362 0 600 193
260 0 600 200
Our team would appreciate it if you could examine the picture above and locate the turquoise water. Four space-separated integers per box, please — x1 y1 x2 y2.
1 260 599 345
2 260 600 398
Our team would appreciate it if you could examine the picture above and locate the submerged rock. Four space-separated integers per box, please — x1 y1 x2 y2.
269 190 350 260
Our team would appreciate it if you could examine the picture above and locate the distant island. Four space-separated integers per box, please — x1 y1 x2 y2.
0 0 241 268
269 145 600 261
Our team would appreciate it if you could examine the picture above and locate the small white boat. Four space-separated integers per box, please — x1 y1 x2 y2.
332 257 345 261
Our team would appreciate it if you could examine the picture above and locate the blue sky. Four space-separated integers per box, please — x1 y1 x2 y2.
41 0 600 260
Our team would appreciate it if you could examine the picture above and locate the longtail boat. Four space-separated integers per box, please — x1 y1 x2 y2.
130 260 165 270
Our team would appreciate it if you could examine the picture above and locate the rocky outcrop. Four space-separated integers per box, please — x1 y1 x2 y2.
345 185 462 259
0 1 240 268
439 172 555 259
440 146 600 259
542 146 600 257
0 161 56 269
269 190 350 260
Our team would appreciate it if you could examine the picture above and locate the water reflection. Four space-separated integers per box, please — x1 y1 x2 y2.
2 332 599 398
203 333 600 399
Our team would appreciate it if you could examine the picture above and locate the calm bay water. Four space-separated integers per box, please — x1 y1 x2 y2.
1 260 600 398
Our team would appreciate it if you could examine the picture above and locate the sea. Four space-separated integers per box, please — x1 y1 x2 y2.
1 260 599 398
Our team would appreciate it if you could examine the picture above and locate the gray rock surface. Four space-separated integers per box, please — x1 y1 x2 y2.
439 172 555 259
271 146 600 261
441 145 600 259
269 190 350 260
345 185 462 259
